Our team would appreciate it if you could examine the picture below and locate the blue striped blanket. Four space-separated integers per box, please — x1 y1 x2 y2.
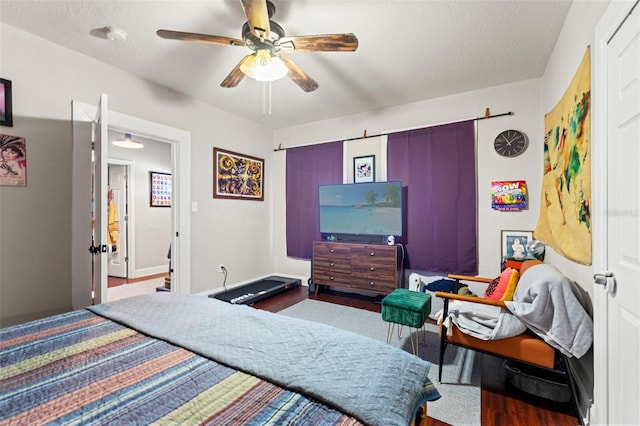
2 293 440 425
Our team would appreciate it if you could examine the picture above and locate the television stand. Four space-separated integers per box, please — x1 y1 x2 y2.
311 241 401 297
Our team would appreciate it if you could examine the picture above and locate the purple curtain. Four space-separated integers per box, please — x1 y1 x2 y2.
286 142 343 259
387 121 477 274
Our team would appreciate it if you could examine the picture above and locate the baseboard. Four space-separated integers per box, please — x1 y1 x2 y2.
132 265 169 279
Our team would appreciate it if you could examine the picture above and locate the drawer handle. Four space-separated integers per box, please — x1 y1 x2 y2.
369 281 375 286
370 267 375 271
330 276 335 281
370 252 375 256
330 249 335 253
330 263 335 267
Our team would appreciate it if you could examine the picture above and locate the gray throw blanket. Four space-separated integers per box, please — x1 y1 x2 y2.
505 264 593 358
441 264 593 359
441 301 527 340
89 293 440 426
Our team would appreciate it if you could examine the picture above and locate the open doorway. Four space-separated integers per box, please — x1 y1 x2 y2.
106 133 172 301
71 97 191 310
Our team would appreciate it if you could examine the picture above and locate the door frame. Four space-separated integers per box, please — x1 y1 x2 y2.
107 159 133 279
71 99 191 308
593 1 639 423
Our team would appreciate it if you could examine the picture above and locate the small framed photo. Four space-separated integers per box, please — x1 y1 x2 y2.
213 147 264 201
0 78 13 127
353 155 375 183
150 171 172 207
501 230 533 260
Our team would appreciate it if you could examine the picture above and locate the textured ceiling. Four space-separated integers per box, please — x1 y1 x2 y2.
0 0 572 129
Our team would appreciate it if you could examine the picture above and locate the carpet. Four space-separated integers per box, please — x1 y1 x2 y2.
279 299 481 426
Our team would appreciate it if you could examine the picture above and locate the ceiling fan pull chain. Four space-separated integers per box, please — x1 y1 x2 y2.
262 81 273 116
268 81 273 115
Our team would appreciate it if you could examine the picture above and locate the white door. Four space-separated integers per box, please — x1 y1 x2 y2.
93 94 109 305
107 164 128 278
598 3 640 424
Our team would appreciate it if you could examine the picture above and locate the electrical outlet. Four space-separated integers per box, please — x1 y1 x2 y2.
218 264 225 273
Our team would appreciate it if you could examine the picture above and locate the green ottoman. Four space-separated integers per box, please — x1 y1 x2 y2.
382 288 432 356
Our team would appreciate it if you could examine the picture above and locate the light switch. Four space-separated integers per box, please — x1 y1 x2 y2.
191 202 198 212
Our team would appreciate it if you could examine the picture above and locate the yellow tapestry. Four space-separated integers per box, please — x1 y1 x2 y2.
535 47 591 265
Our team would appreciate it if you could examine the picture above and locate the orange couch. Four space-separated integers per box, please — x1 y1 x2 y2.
435 260 581 424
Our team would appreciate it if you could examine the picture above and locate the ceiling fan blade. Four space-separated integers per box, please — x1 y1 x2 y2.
277 33 359 52
220 55 251 88
279 54 318 92
157 29 245 47
241 0 271 39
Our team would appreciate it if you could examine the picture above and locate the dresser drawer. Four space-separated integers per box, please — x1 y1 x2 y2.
313 256 351 276
351 245 396 262
350 277 397 293
312 269 352 287
351 263 396 279
313 242 352 257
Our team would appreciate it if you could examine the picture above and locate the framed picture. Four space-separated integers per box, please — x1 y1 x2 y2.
213 147 264 201
353 155 375 183
0 134 26 186
501 230 533 260
150 171 172 207
0 78 13 127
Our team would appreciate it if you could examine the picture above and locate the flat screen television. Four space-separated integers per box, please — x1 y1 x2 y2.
319 181 403 240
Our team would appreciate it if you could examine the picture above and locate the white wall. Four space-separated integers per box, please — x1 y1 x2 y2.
273 79 545 282
0 23 275 325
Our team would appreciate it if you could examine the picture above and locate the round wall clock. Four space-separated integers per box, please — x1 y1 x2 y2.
494 129 528 157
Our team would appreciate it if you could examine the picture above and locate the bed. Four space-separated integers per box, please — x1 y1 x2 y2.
1 293 440 426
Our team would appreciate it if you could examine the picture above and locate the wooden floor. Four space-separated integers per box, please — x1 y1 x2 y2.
253 286 579 426
107 273 167 288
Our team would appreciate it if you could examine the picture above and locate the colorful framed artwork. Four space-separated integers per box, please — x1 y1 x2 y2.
353 155 375 183
0 133 26 186
501 230 533 261
150 171 172 207
0 78 13 127
213 147 264 201
491 180 527 211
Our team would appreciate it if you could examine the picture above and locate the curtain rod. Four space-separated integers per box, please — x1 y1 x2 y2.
274 110 514 152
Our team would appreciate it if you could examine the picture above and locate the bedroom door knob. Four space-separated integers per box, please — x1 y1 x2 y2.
594 272 616 294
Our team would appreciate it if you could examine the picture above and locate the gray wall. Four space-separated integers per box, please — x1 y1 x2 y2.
0 23 274 326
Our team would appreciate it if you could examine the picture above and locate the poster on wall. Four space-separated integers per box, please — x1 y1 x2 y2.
491 180 527 211
213 147 264 201
150 171 171 207
535 47 591 265
0 134 26 186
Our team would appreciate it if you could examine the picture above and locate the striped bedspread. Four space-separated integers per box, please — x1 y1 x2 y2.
0 309 362 425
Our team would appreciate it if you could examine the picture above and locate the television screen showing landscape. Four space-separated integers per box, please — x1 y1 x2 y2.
319 181 402 236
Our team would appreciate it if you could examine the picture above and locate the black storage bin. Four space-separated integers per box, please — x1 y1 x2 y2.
503 360 571 403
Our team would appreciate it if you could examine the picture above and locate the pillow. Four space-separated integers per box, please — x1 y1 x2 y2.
484 268 520 301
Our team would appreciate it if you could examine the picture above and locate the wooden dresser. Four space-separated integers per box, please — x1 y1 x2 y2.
312 241 401 296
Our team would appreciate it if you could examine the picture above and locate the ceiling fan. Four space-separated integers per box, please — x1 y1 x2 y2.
157 0 358 92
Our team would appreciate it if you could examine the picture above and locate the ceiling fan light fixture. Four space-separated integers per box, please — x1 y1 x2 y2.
112 133 144 149
240 49 288 82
